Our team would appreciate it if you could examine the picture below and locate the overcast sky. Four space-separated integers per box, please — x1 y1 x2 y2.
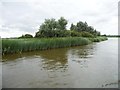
0 0 119 38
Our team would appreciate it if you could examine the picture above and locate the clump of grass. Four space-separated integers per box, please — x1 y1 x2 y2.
2 37 107 55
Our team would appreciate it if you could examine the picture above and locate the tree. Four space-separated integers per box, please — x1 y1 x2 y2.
76 21 89 32
57 17 67 30
76 21 85 32
38 18 57 37
36 17 68 37
35 17 101 38
70 23 77 31
87 26 94 34
39 18 57 31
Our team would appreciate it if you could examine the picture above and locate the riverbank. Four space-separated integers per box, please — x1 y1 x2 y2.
2 37 107 55
2 38 117 88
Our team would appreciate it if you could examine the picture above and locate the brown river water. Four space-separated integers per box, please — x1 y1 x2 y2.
2 38 118 88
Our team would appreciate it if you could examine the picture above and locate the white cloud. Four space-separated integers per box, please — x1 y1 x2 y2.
0 0 119 38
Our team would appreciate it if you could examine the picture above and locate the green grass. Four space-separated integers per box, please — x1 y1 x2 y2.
2 37 107 55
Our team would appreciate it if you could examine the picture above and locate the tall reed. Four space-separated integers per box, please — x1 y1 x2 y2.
2 37 107 55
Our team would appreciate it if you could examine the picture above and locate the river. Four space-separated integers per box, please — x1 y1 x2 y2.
2 38 118 88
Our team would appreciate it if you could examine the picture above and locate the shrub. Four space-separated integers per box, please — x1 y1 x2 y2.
70 31 81 37
80 32 94 37
18 34 33 38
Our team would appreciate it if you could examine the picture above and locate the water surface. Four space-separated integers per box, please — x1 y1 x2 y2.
2 38 118 88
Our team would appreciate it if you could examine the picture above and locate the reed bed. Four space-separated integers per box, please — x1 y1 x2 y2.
2 37 107 55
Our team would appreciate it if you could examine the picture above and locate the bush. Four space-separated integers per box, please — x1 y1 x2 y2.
80 32 94 37
70 31 81 37
18 34 33 38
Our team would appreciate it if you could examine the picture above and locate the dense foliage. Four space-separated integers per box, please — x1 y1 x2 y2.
35 17 100 38
70 22 100 36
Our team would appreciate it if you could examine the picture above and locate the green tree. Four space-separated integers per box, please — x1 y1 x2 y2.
35 17 101 38
57 17 67 30
87 26 94 34
38 18 57 37
76 21 83 32
39 18 57 31
70 23 77 31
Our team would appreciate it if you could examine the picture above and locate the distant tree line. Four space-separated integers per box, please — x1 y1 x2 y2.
105 35 120 37
19 17 101 38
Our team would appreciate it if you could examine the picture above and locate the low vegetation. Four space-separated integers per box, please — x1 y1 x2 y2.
2 37 107 55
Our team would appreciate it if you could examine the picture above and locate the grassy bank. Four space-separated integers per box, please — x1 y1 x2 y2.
2 37 107 55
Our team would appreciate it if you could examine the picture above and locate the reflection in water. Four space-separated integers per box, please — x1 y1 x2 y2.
2 38 118 88
3 44 95 72
67 44 96 68
38 49 68 71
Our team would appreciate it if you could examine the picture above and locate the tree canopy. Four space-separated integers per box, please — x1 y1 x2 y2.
35 17 101 38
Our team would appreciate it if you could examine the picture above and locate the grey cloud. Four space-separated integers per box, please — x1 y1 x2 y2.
0 0 118 37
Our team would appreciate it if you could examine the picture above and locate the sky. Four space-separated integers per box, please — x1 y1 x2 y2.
0 0 119 38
